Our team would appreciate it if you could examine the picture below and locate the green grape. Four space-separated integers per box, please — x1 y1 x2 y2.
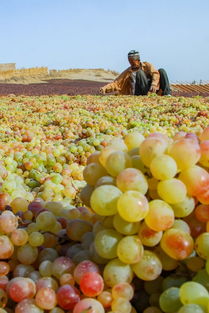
113 214 140 235
159 287 182 313
117 191 149 222
195 232 209 259
124 132 145 150
177 304 205 313
172 196 195 218
116 168 148 194
150 154 177 180
28 232 44 247
104 151 132 177
132 250 162 281
157 178 187 204
83 162 107 186
179 281 209 307
36 211 57 231
193 269 209 291
90 185 122 216
103 258 134 287
94 229 123 259
162 276 188 291
117 235 144 264
172 219 191 233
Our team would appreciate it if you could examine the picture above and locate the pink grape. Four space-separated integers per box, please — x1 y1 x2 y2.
73 260 99 284
80 272 104 297
57 284 80 310
7 277 36 302
35 287 57 310
73 298 105 313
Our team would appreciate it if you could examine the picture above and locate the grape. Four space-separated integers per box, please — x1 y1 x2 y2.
10 229 29 246
130 155 147 173
185 256 205 272
90 185 122 216
195 204 209 222
172 196 195 218
36 211 57 231
36 277 58 291
67 219 93 241
138 221 162 246
49 308 65 313
103 258 133 287
177 304 205 313
39 260 53 277
94 229 122 259
117 191 149 222
57 284 80 310
117 235 144 264
80 272 104 297
17 244 38 265
179 281 209 307
97 290 112 308
124 132 145 150
168 138 200 170
73 260 99 284
0 289 7 308
150 155 177 180
73 298 105 313
104 151 132 177
193 269 209 291
87 151 101 164
139 137 168 167
60 273 75 286
15 299 44 313
83 162 107 186
145 200 174 231
95 176 116 187
28 271 41 283
132 250 162 281
161 228 194 260
172 219 191 233
113 214 140 235
159 287 182 313
35 287 57 310
28 232 44 247
0 276 8 290
38 248 58 263
99 146 117 167
7 277 36 302
0 210 18 234
179 165 209 197
157 179 187 204
10 197 29 213
51 256 74 279
0 235 14 259
13 264 34 277
112 282 134 300
195 232 209 259
116 168 148 194
79 184 94 208
0 262 10 276
184 212 206 238
111 297 132 313
162 275 188 291
108 137 128 152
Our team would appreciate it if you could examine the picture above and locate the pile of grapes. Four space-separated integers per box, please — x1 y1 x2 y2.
1 128 209 313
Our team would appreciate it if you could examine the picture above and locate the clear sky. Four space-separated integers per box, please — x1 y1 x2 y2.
0 0 209 82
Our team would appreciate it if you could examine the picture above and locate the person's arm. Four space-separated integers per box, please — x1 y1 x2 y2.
100 68 130 94
147 63 160 93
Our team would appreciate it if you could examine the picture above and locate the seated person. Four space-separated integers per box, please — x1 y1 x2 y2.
100 50 171 96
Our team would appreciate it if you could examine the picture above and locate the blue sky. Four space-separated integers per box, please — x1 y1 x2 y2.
0 0 209 82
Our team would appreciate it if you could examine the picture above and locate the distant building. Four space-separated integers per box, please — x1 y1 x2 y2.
0 63 16 71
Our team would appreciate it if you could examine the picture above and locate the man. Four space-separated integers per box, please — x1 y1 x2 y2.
100 50 171 96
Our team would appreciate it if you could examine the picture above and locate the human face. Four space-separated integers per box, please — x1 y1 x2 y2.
128 57 140 69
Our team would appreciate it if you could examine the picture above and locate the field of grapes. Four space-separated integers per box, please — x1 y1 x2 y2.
1 93 209 313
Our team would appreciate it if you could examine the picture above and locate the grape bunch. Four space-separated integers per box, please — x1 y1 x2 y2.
1 128 209 312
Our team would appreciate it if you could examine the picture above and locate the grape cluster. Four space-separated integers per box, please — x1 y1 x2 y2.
1 128 209 312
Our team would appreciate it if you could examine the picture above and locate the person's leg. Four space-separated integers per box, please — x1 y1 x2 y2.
135 69 150 95
158 68 171 95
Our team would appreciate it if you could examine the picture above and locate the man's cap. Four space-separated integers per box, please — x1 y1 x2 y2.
128 50 140 59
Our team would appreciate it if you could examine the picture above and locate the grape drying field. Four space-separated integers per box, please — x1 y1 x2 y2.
0 92 209 313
